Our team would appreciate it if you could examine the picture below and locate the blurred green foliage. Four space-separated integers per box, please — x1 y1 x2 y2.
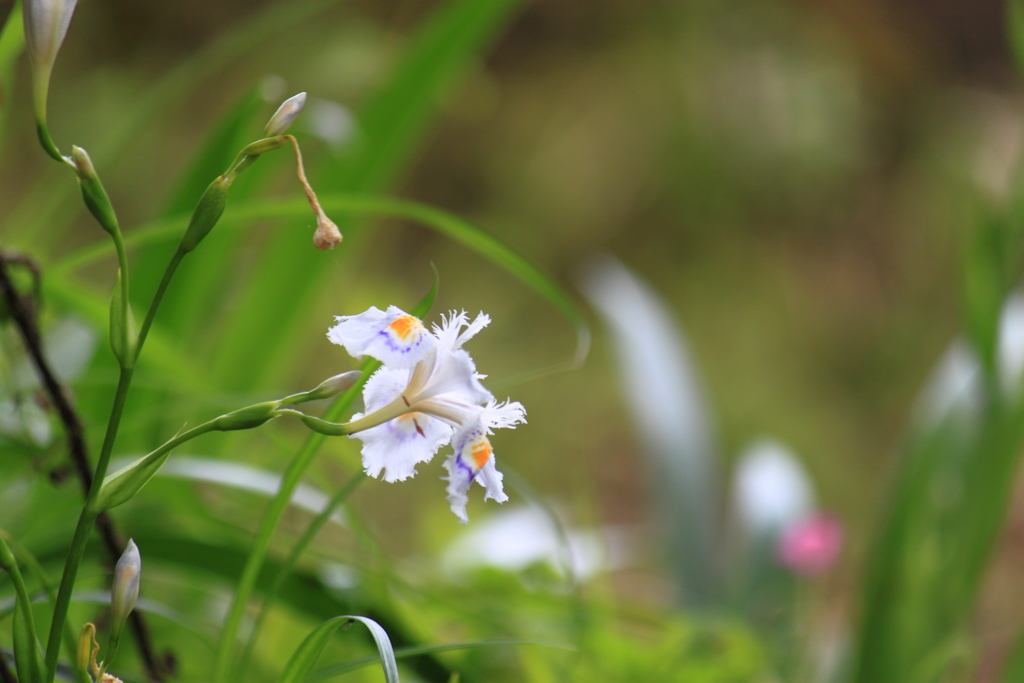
5 0 1024 681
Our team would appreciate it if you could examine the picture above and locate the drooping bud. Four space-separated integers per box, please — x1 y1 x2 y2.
23 0 78 73
23 0 78 155
264 92 306 137
110 540 141 636
72 146 120 237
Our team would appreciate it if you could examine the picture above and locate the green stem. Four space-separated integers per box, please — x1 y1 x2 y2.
236 473 366 680
45 246 187 681
212 360 377 683
137 248 185 354
44 367 131 682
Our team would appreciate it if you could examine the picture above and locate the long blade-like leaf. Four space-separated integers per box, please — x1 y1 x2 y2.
279 616 399 683
52 195 588 370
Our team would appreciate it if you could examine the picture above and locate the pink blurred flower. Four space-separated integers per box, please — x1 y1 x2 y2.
776 513 844 577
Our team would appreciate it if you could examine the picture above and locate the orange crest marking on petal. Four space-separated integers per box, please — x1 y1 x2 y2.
388 315 421 340
470 438 493 469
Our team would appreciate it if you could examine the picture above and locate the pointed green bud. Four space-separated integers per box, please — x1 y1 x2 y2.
281 371 362 405
72 146 120 236
110 540 140 640
212 401 281 431
239 136 286 158
109 269 137 369
179 175 231 254
264 92 306 137
305 371 362 400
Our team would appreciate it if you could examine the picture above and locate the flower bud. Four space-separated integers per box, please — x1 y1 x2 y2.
238 136 287 158
212 401 281 431
264 92 306 137
179 175 231 254
110 540 140 638
307 371 362 400
282 371 362 405
109 269 138 370
72 146 120 237
24 0 78 124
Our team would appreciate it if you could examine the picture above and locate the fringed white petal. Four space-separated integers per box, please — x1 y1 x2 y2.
351 412 452 482
328 305 434 368
361 366 409 413
480 399 527 432
433 310 490 352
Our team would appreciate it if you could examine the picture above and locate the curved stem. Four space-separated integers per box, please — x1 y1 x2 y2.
212 359 376 683
236 473 366 680
137 248 185 354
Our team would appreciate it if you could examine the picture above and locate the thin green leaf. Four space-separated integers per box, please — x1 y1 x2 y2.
13 600 43 683
306 640 575 682
53 194 588 369
279 616 399 683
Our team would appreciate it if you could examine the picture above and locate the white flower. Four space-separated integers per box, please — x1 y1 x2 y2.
444 401 526 523
328 307 526 519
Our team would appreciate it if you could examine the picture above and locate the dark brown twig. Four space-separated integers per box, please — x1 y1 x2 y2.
0 253 167 682
0 648 18 683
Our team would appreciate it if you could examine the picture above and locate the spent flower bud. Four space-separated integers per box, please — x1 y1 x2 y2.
265 92 306 137
313 214 343 250
110 540 140 637
76 623 97 676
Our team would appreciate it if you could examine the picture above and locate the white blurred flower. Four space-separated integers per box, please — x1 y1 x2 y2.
329 307 525 519
732 438 815 538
